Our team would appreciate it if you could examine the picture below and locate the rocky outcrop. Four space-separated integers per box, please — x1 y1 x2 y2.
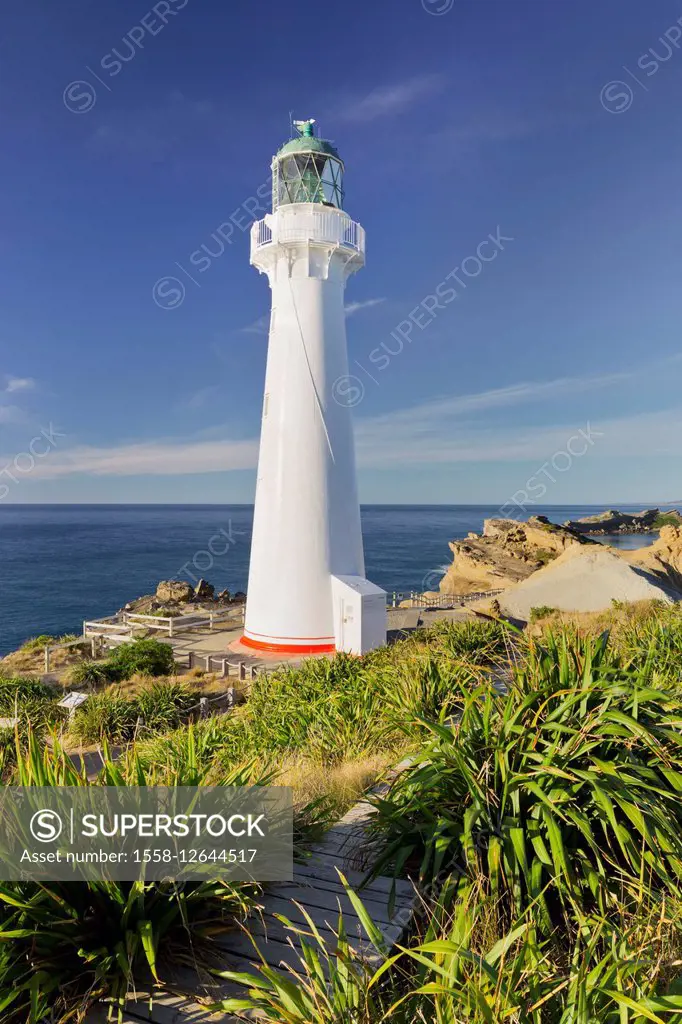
625 525 682 591
193 579 215 601
498 545 681 619
156 580 194 604
563 508 682 535
438 516 593 595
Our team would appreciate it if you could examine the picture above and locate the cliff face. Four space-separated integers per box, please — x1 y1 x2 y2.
564 508 682 534
625 526 682 591
498 544 680 619
438 516 592 595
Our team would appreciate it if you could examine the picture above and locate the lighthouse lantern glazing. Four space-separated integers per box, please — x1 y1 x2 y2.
243 120 387 655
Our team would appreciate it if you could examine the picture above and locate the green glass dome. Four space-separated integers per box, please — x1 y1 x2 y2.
272 119 345 210
276 136 341 161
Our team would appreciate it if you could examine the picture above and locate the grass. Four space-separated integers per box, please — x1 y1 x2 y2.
68 678 201 744
529 604 559 622
213 873 682 1022
215 614 682 1024
0 733 262 1023
69 638 177 687
0 635 87 677
8 611 682 1020
370 631 682 929
653 513 681 529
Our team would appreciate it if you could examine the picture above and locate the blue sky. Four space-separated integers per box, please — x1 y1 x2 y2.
2 0 682 505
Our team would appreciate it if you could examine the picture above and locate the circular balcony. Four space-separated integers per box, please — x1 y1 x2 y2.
251 206 366 266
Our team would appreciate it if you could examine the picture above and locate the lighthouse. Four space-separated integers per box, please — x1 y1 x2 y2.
242 120 387 656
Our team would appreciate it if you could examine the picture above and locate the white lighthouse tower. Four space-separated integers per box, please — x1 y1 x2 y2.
242 120 387 656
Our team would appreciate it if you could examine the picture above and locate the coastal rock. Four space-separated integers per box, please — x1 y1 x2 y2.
193 579 215 601
625 525 682 591
155 580 193 604
563 508 682 535
438 516 591 595
499 545 681 619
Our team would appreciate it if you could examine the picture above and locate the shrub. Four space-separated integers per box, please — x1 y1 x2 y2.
0 733 259 1023
653 513 681 529
69 659 112 686
69 680 200 744
370 631 682 932
534 548 556 565
105 638 176 681
409 618 512 664
68 640 177 689
134 679 199 733
0 677 60 731
529 604 558 622
18 634 55 651
213 879 682 1023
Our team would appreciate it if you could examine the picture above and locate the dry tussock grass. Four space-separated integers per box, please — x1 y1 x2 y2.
527 598 674 635
276 751 403 817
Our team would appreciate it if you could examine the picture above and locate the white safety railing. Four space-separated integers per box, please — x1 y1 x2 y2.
251 210 365 259
388 589 504 609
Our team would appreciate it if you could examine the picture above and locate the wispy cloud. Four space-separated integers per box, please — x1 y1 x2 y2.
340 74 447 123
354 372 636 466
3 372 655 483
345 298 386 317
4 376 35 393
180 385 220 411
240 315 269 336
360 372 631 428
0 405 24 424
14 436 259 480
356 405 682 468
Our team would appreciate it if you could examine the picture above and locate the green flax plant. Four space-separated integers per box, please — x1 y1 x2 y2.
68 679 201 744
0 731 260 1024
369 631 682 934
211 877 682 1023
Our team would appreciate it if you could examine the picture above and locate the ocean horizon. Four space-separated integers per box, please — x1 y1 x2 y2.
0 503 667 656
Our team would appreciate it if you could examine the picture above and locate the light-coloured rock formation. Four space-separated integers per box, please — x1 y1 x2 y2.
438 516 592 595
155 580 194 603
625 525 682 591
498 545 680 620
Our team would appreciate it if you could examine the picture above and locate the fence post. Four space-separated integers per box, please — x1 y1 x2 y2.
44 647 50 673
188 652 194 670
209 612 214 630
91 638 97 658
169 618 174 638
226 687 236 710
199 697 209 719
239 662 246 682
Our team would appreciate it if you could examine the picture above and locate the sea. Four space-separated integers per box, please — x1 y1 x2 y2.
0 504 664 657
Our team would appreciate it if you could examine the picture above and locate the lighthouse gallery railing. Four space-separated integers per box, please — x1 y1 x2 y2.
251 211 366 258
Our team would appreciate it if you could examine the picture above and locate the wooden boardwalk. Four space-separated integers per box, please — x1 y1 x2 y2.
90 778 416 1023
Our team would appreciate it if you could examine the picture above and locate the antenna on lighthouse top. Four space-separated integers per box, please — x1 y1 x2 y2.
293 118 317 138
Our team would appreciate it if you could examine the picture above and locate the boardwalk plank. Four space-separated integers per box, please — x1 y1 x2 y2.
88 775 418 1022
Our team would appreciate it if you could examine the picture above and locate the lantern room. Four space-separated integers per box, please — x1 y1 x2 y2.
272 119 345 211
